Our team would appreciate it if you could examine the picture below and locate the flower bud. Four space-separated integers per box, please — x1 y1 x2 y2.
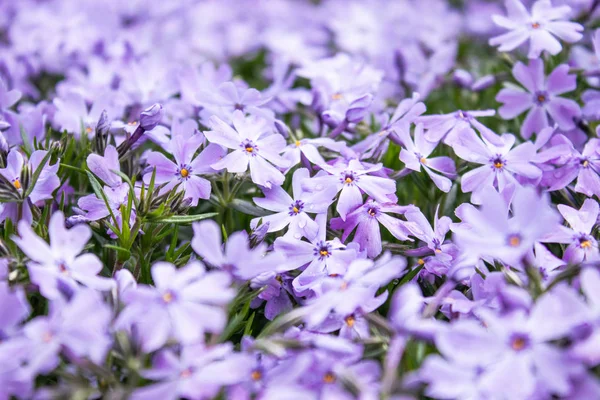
140 103 163 131
453 69 473 88
346 94 373 124
274 119 290 138
471 75 496 92
249 222 270 248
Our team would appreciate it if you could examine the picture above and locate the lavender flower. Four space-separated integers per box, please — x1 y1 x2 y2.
451 128 542 202
302 159 397 220
117 261 234 352
489 0 583 58
205 111 289 189
144 135 225 206
331 199 412 258
251 168 336 240
398 123 457 192
192 219 282 280
496 59 580 139
542 198 600 264
0 149 60 224
418 109 500 145
13 211 114 299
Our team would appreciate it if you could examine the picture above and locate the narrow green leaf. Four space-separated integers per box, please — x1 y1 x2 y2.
24 150 53 199
149 212 218 225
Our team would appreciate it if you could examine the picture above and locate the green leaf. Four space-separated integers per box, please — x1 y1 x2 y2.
229 199 270 217
148 212 218 225
24 150 53 199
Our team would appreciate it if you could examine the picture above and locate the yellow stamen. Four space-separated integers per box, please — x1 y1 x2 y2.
583 160 590 167
537 94 546 103
162 292 173 303
345 177 353 184
512 337 526 350
320 250 329 257
180 168 189 178
180 369 192 378
86 127 93 134
494 161 503 169
323 372 336 384
531 22 540 29
128 121 138 126
581 240 592 249
345 315 355 327
13 179 21 189
340 281 348 290
251 370 262 381
331 93 343 100
367 208 376 217
245 146 253 153
420 157 427 165
435 248 442 254
417 258 425 265
508 235 520 247
295 140 301 147
292 206 299 214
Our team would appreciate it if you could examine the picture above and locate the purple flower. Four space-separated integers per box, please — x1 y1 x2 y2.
282 137 346 168
418 109 500 145
404 206 456 263
251 168 336 240
144 136 225 206
496 59 580 139
77 181 135 237
192 219 283 281
538 135 600 197
197 81 271 124
0 282 29 337
352 92 426 160
452 185 561 266
117 261 234 352
302 159 397 220
489 0 583 59
86 145 122 188
23 289 113 373
52 91 120 138
249 272 294 320
139 103 163 131
0 149 60 224
300 253 406 329
274 219 359 293
398 123 457 192
13 211 114 299
451 129 542 202
331 199 412 258
570 29 600 88
542 198 600 264
131 343 253 400
205 111 289 189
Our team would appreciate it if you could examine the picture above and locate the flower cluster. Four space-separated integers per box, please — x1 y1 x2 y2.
0 0 599 399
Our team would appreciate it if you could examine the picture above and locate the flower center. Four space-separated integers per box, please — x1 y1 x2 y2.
323 372 336 384
180 368 192 378
580 236 593 249
367 207 377 217
491 155 505 170
162 291 174 304
251 370 262 381
507 234 521 247
314 241 332 259
534 91 549 105
581 159 590 168
13 178 21 189
295 140 301 147
331 93 343 100
289 200 305 216
42 331 53 343
531 22 540 29
180 168 189 178
342 171 357 185
510 333 530 351
417 258 425 265
345 315 355 327
241 140 257 155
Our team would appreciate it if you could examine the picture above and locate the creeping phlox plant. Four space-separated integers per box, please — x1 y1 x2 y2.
1 0 600 399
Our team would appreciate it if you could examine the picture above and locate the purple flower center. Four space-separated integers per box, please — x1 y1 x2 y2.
314 241 332 259
176 164 192 180
241 140 258 156
341 171 358 185
456 110 471 121
580 158 590 168
578 234 594 249
509 333 530 351
507 233 521 247
533 91 548 105
415 152 427 165
491 155 506 170
234 103 245 111
366 206 379 217
289 200 305 216
162 290 176 304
